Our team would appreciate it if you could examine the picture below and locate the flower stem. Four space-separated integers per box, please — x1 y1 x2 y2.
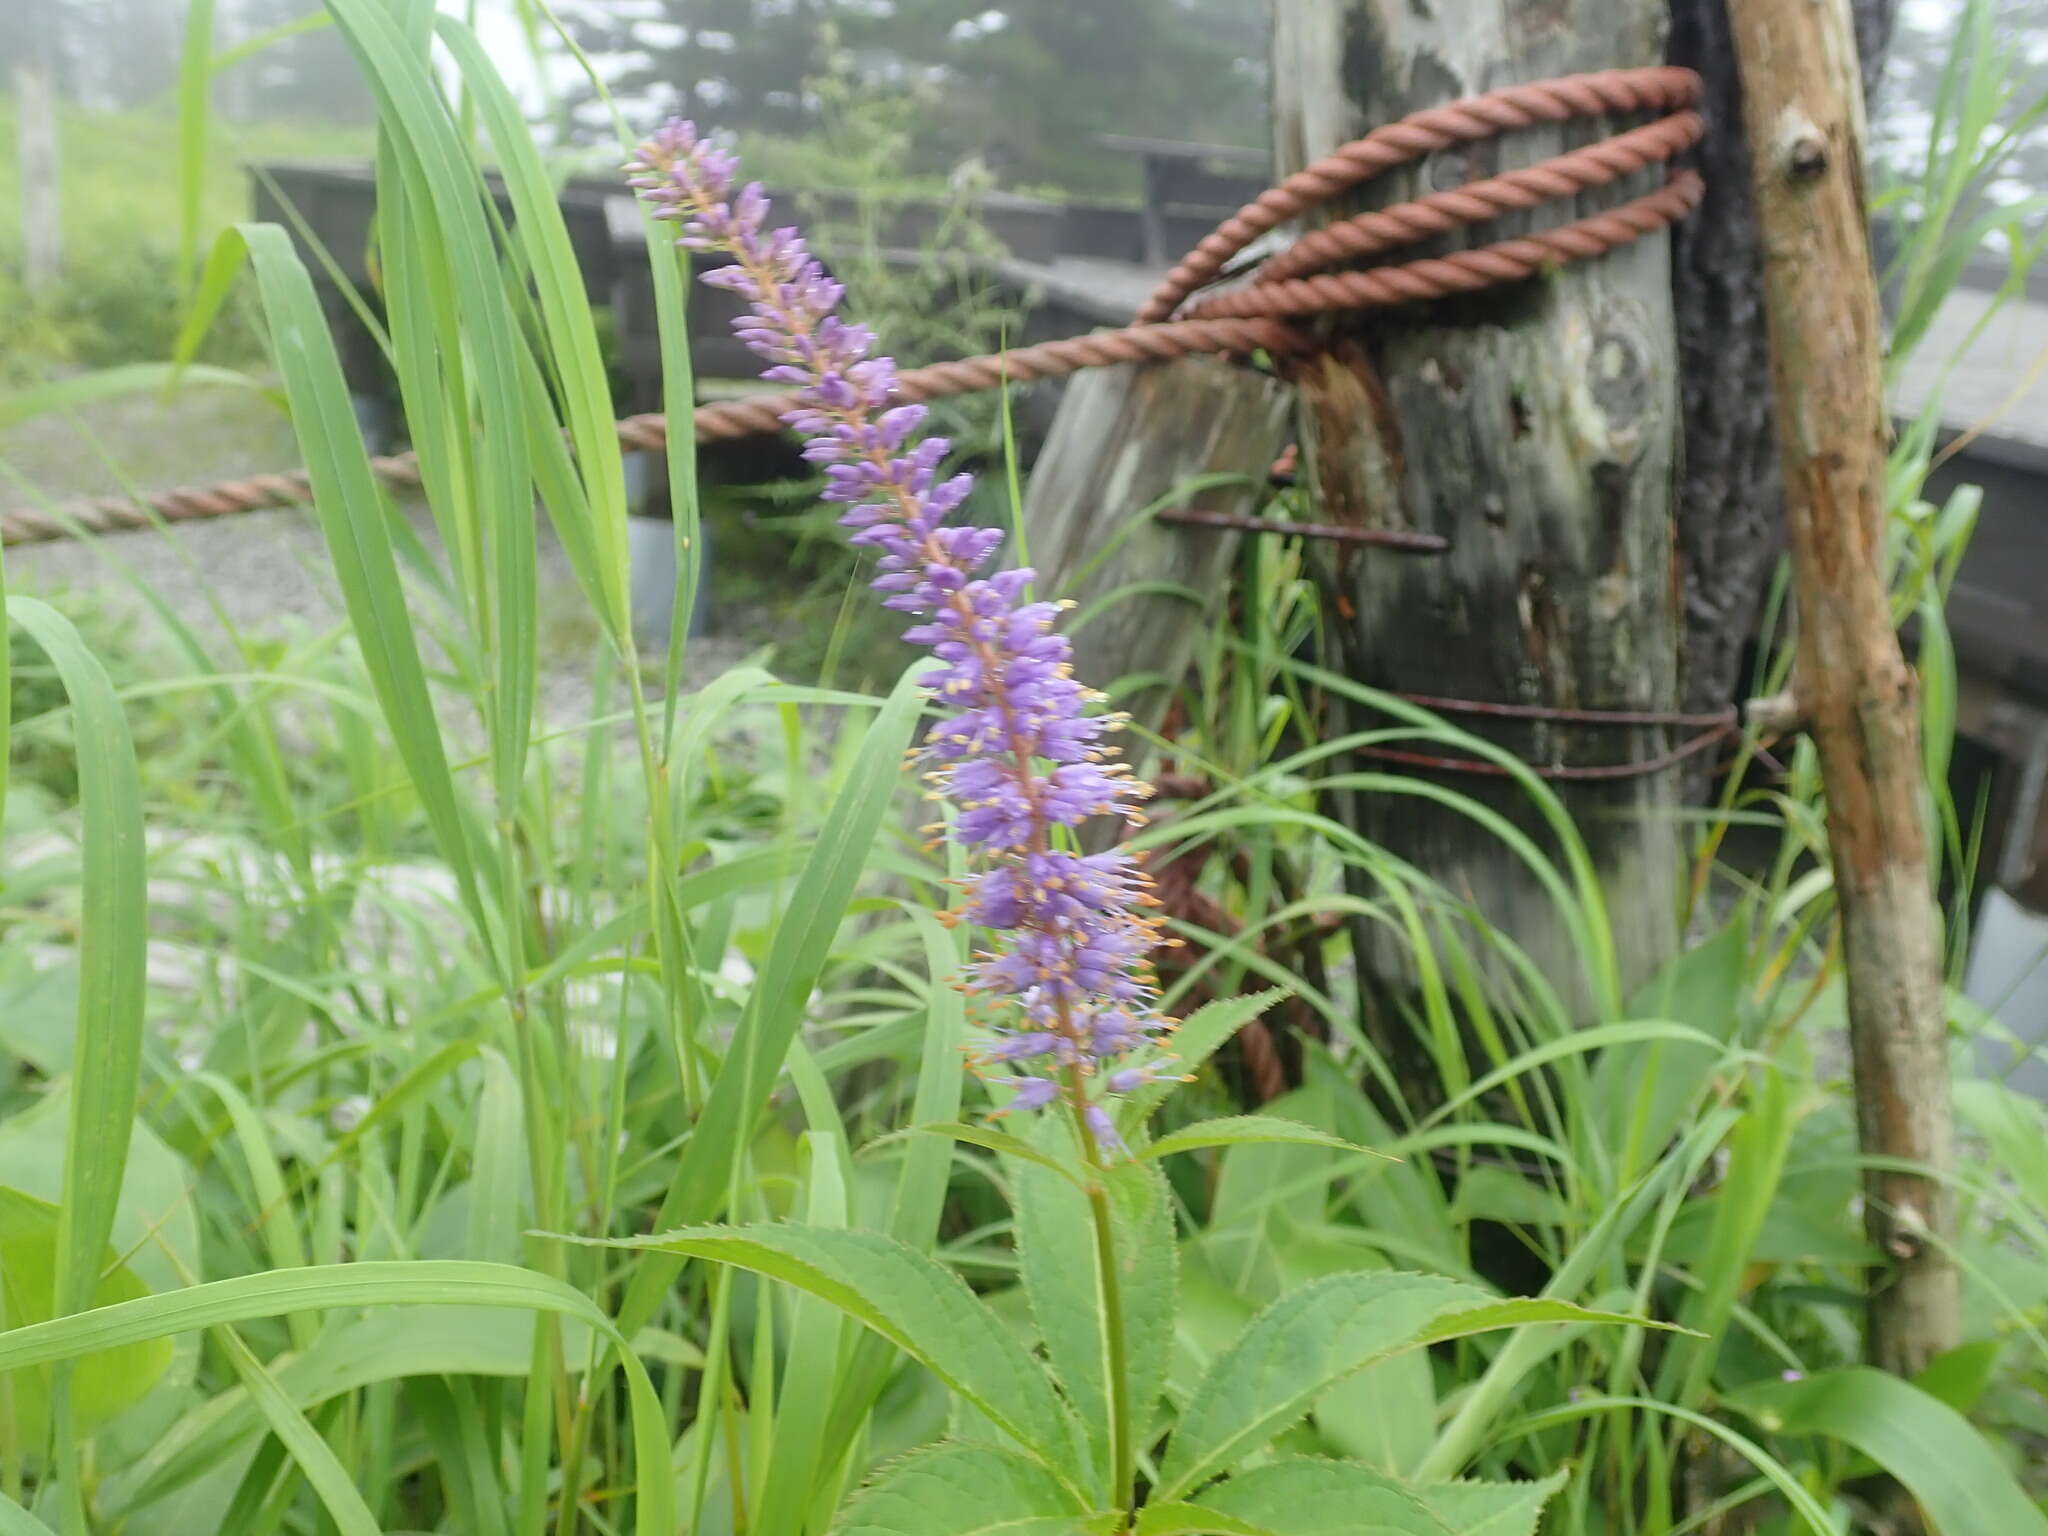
1067 1067 1135 1524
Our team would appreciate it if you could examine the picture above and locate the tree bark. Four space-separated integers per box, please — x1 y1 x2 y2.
1665 0 1897 722
1024 356 1294 742
1271 0 1685 1007
1726 0 1957 1378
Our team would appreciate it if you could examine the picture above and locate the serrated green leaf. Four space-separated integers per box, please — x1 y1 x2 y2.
1418 1469 1568 1536
1122 990 1290 1127
1730 1367 2048 1536
1417 1297 1686 1347
1314 1347 1435 1475
1159 1274 1480 1500
1159 1275 1666 1500
1111 1158 1179 1464
1010 1126 1176 1500
1140 1116 1388 1164
1132 1501 1284 1536
896 1123 1087 1189
832 1441 1100 1536
590 1224 1079 1480
1199 1459 1451 1535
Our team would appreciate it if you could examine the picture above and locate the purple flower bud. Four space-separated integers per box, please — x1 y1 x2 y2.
629 128 1176 1159
1008 1077 1061 1113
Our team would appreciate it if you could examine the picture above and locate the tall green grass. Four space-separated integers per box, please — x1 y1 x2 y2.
0 1 2044 1532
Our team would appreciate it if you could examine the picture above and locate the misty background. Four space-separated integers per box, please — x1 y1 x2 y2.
2 0 2038 199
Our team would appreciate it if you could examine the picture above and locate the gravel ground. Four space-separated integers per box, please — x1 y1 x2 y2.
2 390 761 731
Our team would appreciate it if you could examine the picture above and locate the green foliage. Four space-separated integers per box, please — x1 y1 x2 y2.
0 2 2043 1534
0 93 367 382
0 1188 173 1452
559 0 1265 195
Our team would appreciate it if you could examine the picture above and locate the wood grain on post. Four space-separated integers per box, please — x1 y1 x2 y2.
1726 0 1958 1375
1270 0 1685 1008
1023 357 1294 741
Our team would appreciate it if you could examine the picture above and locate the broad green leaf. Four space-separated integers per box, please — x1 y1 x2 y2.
0 1088 198 1299
833 1441 1101 1536
1912 1340 2002 1416
1592 920 1750 1181
0 1188 172 1451
1160 1274 1476 1500
1010 1125 1175 1498
1159 1274 1662 1500
1731 1368 2048 1536
0 1493 56 1536
0 954 73 1076
592 1224 1080 1479
1199 1459 1450 1536
1132 1502 1284 1536
899 1123 1087 1189
1141 1116 1386 1164
1109 1157 1178 1468
1314 1349 1435 1476
1418 1470 1568 1536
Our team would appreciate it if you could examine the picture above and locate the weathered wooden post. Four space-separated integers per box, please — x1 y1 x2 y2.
1727 0 1958 1380
1024 358 1294 740
1271 0 1687 1007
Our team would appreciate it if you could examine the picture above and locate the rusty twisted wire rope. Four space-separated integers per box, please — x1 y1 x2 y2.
1 65 1702 547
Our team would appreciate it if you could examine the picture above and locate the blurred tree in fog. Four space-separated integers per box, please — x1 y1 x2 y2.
219 0 373 123
853 0 1266 191
5 0 180 108
562 0 840 137
2 0 369 124
562 0 1267 193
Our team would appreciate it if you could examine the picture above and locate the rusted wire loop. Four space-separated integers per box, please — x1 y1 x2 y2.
1 64 1704 546
1390 692 1737 728
1355 720 1736 782
1154 506 1450 553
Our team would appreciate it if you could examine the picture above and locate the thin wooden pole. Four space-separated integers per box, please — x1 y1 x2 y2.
1727 0 1959 1376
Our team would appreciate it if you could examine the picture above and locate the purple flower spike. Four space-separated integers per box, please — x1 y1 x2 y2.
629 121 1184 1156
